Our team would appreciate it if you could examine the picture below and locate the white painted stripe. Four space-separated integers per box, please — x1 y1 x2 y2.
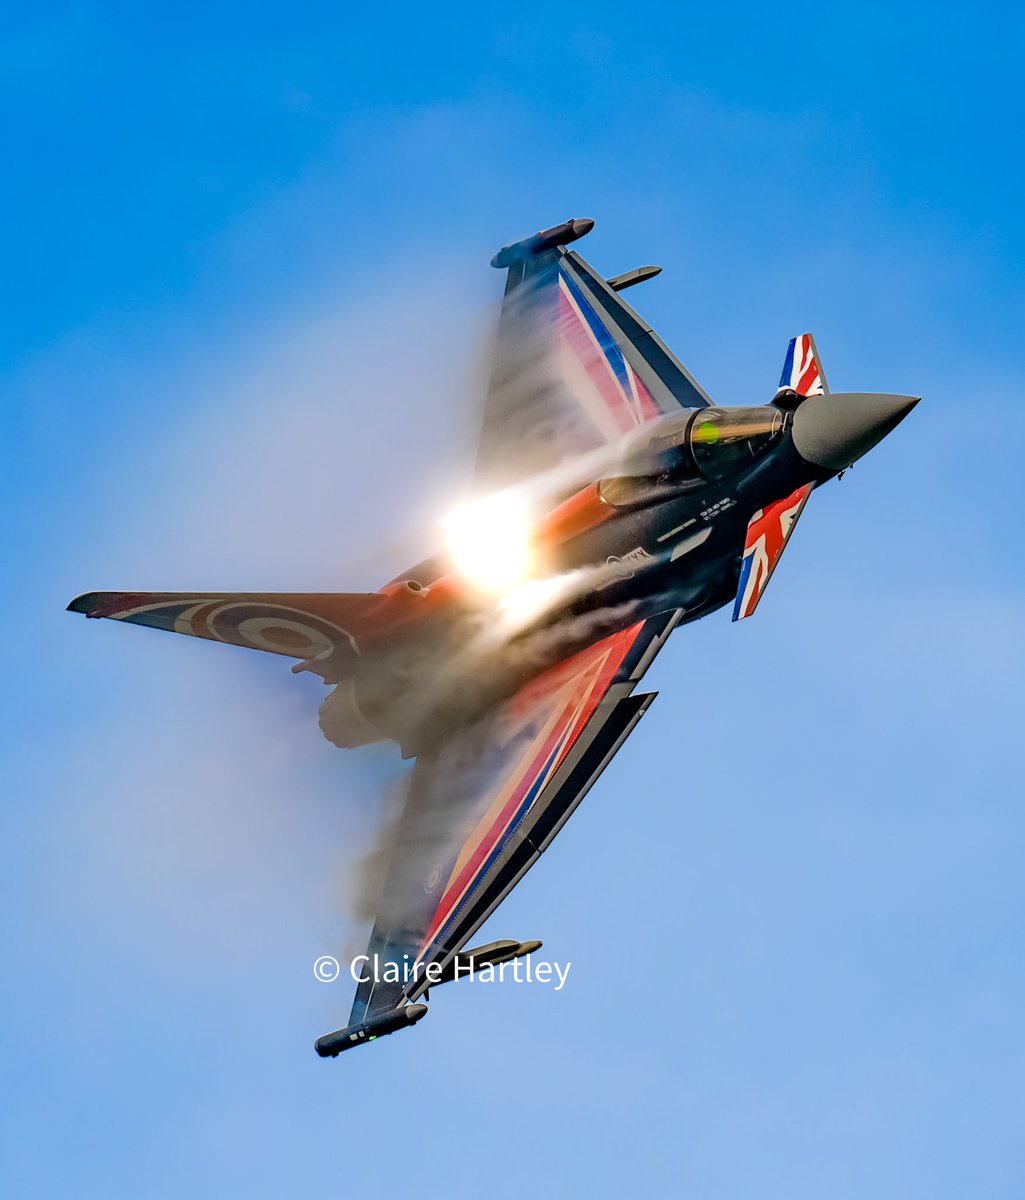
669 526 712 561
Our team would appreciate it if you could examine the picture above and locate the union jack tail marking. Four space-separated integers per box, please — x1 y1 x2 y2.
732 483 814 621
778 333 827 397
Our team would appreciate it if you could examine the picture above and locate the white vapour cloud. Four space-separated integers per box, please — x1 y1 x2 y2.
16 245 509 1021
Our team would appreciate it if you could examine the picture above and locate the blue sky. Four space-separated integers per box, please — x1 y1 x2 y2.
3 5 1025 1196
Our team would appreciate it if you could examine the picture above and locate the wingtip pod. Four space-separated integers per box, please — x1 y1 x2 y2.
491 217 595 268
315 1002 428 1058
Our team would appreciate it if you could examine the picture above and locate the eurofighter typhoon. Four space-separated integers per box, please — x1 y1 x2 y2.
70 219 919 1056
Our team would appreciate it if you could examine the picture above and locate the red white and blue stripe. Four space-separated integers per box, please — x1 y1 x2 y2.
557 268 661 436
415 622 643 965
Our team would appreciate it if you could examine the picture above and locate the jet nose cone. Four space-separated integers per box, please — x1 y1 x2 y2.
791 392 920 472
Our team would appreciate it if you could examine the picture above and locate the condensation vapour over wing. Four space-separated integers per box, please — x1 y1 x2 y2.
471 250 645 507
47 260 501 967
51 233 664 973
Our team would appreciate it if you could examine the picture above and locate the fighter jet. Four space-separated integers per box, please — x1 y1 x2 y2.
68 219 919 1056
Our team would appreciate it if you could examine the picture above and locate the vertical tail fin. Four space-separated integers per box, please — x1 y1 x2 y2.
778 333 828 397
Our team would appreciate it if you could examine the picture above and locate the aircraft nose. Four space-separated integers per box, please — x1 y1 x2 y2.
791 391 920 472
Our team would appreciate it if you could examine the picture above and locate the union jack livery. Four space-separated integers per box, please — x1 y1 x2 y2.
557 268 663 436
778 332 827 398
69 218 920 1058
733 484 814 621
348 617 672 1025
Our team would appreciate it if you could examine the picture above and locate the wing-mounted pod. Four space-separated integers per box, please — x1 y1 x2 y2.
315 1002 428 1058
606 265 662 292
428 939 543 990
490 217 595 268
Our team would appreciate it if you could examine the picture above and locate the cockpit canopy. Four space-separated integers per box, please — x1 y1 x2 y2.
599 406 785 507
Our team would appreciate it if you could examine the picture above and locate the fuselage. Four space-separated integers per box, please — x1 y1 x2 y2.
319 399 830 754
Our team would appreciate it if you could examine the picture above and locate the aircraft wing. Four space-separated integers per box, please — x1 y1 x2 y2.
475 220 711 495
345 607 681 1026
65 589 427 682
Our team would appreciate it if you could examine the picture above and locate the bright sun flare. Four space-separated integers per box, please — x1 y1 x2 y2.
443 490 532 593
